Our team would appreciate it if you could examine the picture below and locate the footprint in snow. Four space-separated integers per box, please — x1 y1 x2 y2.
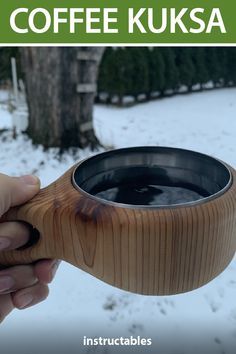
128 323 144 334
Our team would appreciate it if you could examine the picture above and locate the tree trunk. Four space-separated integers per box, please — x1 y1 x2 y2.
21 47 104 149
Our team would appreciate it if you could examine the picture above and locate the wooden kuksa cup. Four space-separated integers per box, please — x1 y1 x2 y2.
0 147 236 295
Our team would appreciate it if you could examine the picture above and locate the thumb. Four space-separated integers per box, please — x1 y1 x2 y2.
0 173 40 217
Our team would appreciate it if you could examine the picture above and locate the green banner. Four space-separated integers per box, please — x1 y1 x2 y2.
0 0 235 44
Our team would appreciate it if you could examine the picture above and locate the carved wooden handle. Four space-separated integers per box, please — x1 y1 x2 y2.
0 166 78 265
0 162 236 296
0 164 107 275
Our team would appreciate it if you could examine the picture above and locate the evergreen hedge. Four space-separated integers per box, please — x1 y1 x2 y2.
97 47 236 104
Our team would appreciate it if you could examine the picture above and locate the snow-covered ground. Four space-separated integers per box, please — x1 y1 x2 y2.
0 88 236 354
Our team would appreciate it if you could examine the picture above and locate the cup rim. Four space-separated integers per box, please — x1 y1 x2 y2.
72 146 233 209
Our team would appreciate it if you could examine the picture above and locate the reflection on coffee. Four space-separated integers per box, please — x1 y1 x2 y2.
95 183 205 206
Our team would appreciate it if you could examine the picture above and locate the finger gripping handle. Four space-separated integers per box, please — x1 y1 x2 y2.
0 165 82 267
0 191 53 266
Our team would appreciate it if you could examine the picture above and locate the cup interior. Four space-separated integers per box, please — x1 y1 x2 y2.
73 147 232 208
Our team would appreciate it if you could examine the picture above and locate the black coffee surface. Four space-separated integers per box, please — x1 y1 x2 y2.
94 183 204 206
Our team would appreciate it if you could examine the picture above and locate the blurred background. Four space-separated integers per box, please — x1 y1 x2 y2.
0 47 236 354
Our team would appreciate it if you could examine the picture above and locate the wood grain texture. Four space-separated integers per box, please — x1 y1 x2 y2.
0 162 236 295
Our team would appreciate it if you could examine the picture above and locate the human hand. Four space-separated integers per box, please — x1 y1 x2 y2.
0 173 60 323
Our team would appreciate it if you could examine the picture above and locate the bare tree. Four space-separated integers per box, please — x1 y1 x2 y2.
21 47 104 149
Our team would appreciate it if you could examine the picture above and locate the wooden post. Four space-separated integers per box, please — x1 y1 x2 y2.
11 57 18 104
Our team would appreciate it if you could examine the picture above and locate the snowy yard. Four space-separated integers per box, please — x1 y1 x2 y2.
0 88 236 354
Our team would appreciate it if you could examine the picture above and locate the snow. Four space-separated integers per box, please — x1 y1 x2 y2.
94 88 236 167
0 88 236 354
